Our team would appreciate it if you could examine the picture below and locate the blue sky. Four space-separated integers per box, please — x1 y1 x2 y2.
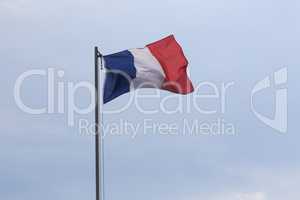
1 0 300 200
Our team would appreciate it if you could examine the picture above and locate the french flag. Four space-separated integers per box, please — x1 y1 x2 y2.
103 35 194 103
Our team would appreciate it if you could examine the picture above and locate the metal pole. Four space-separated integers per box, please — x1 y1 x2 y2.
94 46 101 200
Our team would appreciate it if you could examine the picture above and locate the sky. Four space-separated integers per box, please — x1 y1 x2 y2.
1 0 300 200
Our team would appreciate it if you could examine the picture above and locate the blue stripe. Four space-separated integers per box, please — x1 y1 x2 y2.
103 50 136 103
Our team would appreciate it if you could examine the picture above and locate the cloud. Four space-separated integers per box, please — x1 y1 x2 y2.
235 192 266 200
187 192 267 200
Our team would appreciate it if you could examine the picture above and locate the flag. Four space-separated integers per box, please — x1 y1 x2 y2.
103 35 194 103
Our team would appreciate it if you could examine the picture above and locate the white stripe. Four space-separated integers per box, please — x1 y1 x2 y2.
129 47 165 89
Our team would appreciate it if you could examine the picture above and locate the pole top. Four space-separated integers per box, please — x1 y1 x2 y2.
95 46 102 58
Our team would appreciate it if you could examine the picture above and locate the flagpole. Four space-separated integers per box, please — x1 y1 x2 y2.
94 46 102 200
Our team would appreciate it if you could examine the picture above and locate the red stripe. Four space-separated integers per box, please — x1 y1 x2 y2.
147 35 194 94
